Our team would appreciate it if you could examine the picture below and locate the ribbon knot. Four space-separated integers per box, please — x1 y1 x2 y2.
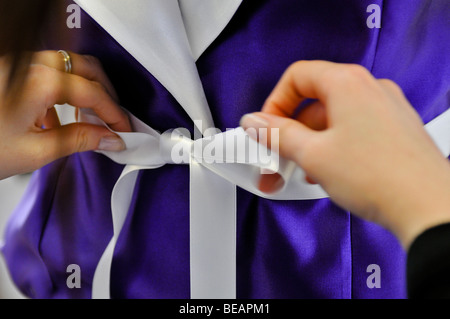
159 128 193 164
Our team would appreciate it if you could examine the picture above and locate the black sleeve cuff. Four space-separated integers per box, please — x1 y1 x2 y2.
407 222 450 299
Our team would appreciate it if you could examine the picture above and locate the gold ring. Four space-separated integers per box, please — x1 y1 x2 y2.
57 50 72 74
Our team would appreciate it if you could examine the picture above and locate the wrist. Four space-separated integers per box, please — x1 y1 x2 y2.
379 162 450 250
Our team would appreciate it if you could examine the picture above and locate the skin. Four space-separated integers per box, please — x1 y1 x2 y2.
240 60 450 250
0 50 130 180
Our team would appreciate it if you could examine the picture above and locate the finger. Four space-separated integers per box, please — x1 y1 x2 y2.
258 172 284 194
295 100 328 131
258 171 318 194
240 112 315 165
261 60 339 117
35 123 126 164
42 107 61 129
40 66 131 132
241 112 319 193
262 61 377 122
32 50 119 102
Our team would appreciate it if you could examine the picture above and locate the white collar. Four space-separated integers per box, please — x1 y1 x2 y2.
74 0 242 132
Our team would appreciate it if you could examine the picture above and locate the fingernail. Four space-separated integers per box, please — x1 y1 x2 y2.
240 113 270 140
98 136 126 152
240 113 269 130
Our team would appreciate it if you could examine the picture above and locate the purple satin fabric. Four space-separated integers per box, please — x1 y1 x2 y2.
2 0 449 299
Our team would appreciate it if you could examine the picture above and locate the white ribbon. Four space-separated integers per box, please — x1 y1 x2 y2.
78 106 450 299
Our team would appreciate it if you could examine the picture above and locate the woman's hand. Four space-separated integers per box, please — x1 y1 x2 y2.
240 60 450 249
0 50 131 180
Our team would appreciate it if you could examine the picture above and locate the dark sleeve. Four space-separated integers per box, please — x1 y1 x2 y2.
407 223 450 299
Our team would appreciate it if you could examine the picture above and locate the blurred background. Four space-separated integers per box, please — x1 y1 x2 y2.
0 105 75 299
0 175 29 298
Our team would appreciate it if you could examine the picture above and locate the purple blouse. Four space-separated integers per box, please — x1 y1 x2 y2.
2 0 449 298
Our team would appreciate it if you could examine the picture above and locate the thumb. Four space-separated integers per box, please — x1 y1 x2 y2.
240 112 318 193
240 112 315 164
38 122 126 162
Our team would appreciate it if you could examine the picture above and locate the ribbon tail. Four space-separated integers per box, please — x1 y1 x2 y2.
92 238 116 299
91 165 148 299
190 159 236 299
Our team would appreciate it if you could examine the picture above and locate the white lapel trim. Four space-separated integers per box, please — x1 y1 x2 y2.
179 0 242 61
75 0 242 133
